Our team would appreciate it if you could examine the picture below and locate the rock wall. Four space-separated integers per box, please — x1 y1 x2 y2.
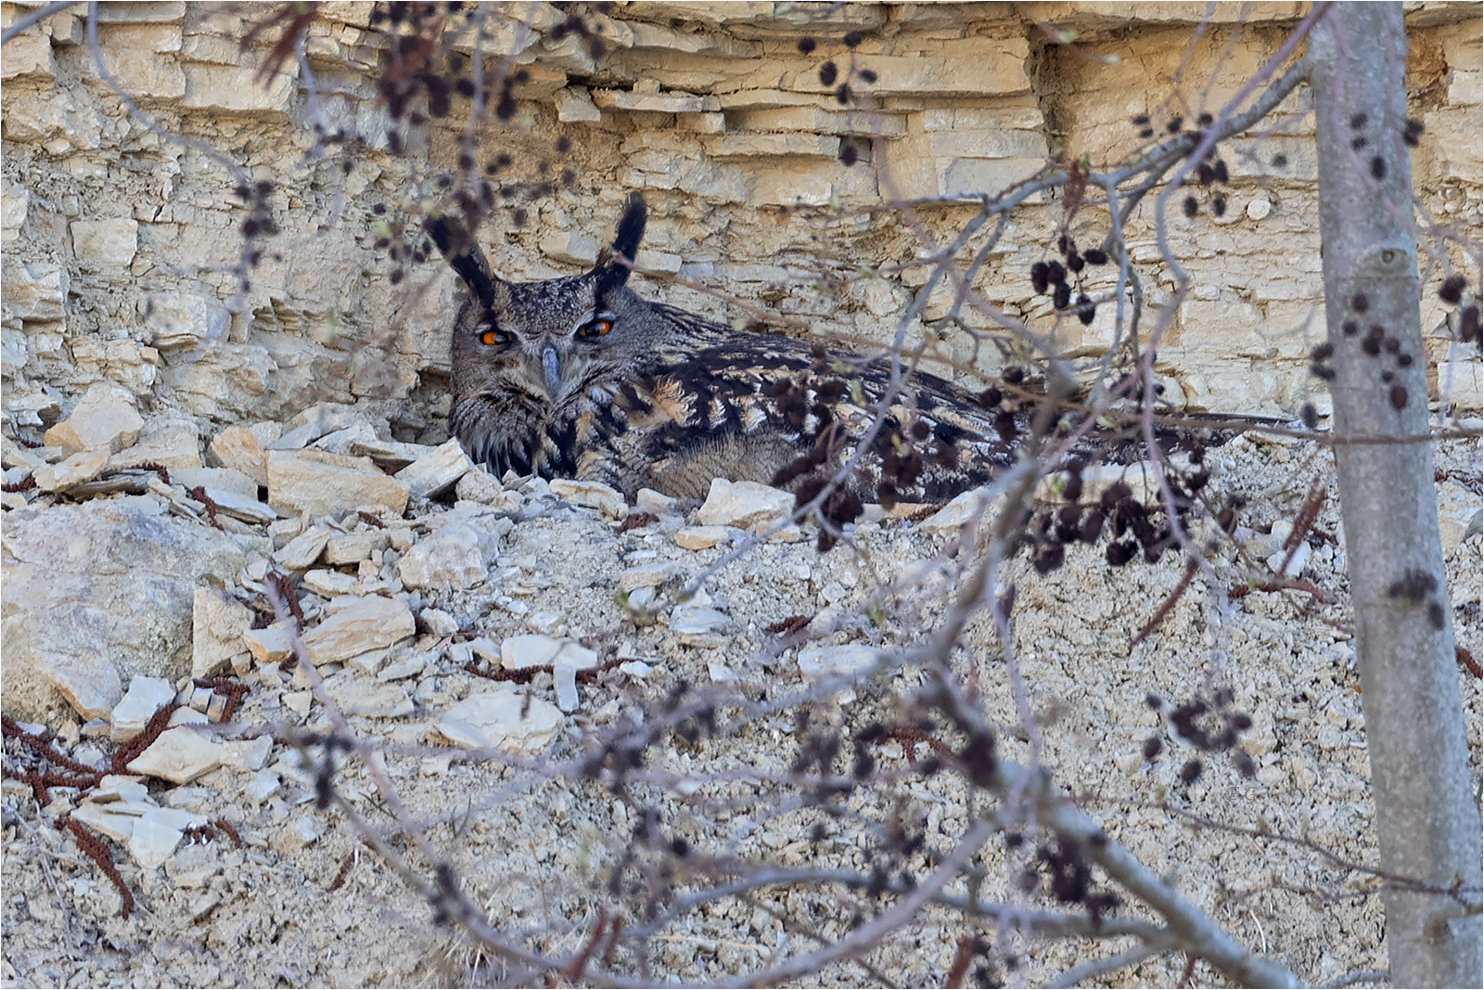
1 2 1480 444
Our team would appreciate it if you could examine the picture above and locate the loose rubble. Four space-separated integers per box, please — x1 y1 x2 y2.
1 404 1478 990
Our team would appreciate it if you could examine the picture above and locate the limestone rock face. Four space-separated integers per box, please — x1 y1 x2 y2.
1 495 246 723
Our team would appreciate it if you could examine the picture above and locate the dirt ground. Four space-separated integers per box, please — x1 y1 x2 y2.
2 432 1479 988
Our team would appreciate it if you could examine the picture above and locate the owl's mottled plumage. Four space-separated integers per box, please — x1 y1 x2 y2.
429 196 1112 509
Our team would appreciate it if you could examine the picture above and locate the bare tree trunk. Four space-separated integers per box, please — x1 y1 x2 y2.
1310 5 1483 986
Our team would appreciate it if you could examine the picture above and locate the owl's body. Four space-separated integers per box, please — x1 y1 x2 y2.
432 197 1100 509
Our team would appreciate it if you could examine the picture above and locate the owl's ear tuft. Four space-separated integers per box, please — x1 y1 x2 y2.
611 192 647 265
426 215 501 308
594 193 646 299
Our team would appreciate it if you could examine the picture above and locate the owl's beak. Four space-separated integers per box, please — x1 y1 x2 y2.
540 344 562 397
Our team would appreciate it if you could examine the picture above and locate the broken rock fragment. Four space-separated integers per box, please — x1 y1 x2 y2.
127 726 226 784
42 381 144 455
192 588 253 678
272 525 331 570
697 478 794 529
266 449 409 518
1 495 245 723
208 424 274 486
110 675 178 741
33 448 109 491
549 478 627 518
431 686 562 753
299 595 414 667
396 438 472 500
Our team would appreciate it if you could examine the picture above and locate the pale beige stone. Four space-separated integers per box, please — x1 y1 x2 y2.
70 217 139 267
242 626 293 665
1 496 243 724
0 29 54 79
93 23 185 98
44 382 144 455
345 437 432 471
94 2 186 24
539 227 600 266
33 448 108 491
267 449 410 518
311 423 379 456
697 478 794 529
267 516 303 549
222 735 272 770
284 402 374 436
110 676 178 742
208 426 270 485
168 706 207 729
943 157 1045 197
674 525 731 549
556 86 603 122
127 726 226 784
128 807 197 871
182 63 294 111
0 258 67 321
1 178 28 243
454 466 514 506
549 478 627 518
302 568 359 597
592 86 718 113
324 672 413 718
69 803 139 843
203 487 275 524
635 488 679 514
324 528 390 564
800 52 1030 97
419 607 459 637
1438 481 1483 550
431 687 563 753
618 561 679 591
272 525 331 569
396 438 473 500
300 595 414 667
112 418 204 475
192 589 253 678
87 775 149 803
499 634 565 669
728 106 906 137
180 467 260 501
797 644 880 680
397 533 486 591
271 816 325 854
552 642 600 712
143 289 230 349
919 488 994 535
709 133 839 159
668 603 730 637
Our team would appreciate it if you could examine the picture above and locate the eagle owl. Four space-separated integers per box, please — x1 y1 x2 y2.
429 195 1111 516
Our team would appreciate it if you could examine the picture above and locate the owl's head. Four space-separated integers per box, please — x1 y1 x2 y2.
429 195 657 476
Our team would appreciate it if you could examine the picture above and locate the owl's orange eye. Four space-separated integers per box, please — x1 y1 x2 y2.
579 318 613 338
480 328 511 346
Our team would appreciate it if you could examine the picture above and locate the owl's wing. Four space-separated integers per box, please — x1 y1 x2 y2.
591 328 1020 503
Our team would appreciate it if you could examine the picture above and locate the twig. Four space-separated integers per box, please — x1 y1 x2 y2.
1047 943 1163 988
1319 969 1388 988
711 821 998 988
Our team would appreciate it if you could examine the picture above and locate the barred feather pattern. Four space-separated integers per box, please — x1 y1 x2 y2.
435 198 1225 509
